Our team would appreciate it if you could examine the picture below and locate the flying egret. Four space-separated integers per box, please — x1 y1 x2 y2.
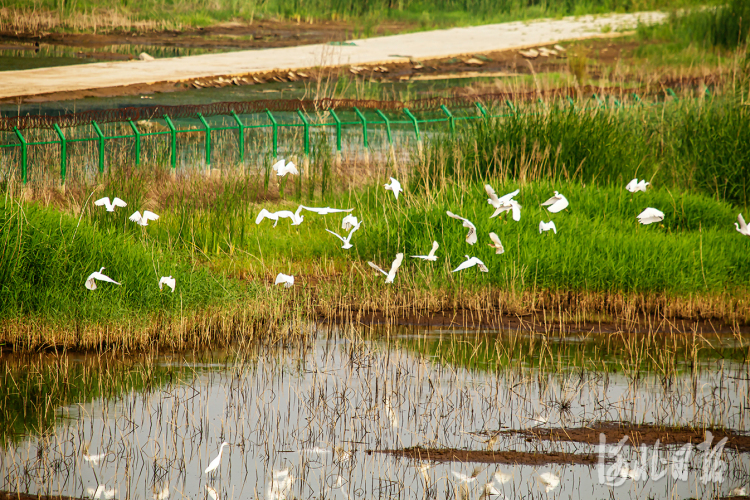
129 210 159 226
637 207 665 225
256 209 303 227
273 160 298 177
275 273 294 288
94 197 127 212
485 185 521 221
488 232 504 254
384 177 403 199
446 211 477 245
452 255 488 273
204 442 230 475
85 268 120 290
266 468 294 500
537 472 560 493
539 221 557 234
368 253 404 283
625 178 650 193
411 241 439 261
341 214 359 231
158 276 175 292
735 214 750 236
541 191 569 213
296 205 354 216
326 221 361 249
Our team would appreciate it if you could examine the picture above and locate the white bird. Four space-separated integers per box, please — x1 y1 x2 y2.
539 221 557 234
488 232 504 254
330 476 351 500
86 485 117 500
296 205 353 216
729 486 747 496
341 214 359 231
85 268 121 291
256 209 302 227
273 159 298 177
94 197 127 212
618 465 640 480
275 273 294 288
129 210 159 226
204 442 230 475
205 485 219 500
452 255 489 273
417 461 432 488
446 211 477 245
266 468 294 500
735 214 750 236
152 484 169 500
541 191 569 213
82 445 107 466
478 482 502 500
384 177 403 199
384 396 399 428
411 241 439 261
494 471 513 484
637 207 665 225
326 221 361 250
368 253 404 283
537 472 560 493
625 178 650 193
452 467 483 500
486 185 521 221
158 276 175 292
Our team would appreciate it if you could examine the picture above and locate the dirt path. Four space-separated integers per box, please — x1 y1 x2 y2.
0 11 666 101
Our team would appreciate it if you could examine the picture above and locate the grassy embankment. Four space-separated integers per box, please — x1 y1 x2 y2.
2 90 749 351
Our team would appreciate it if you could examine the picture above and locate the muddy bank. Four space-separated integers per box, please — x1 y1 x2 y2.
0 493 78 500
373 446 599 465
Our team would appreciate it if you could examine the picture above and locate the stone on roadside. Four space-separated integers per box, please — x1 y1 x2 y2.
139 52 155 61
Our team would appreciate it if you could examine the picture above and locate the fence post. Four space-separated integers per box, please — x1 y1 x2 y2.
567 96 576 109
13 127 27 185
375 109 394 164
440 105 455 136
92 121 105 174
231 111 245 166
329 110 342 152
128 120 141 167
666 88 678 101
353 107 368 149
296 110 310 157
53 124 67 186
265 109 278 158
505 99 516 115
403 108 422 157
197 113 211 169
163 115 177 172
475 102 488 118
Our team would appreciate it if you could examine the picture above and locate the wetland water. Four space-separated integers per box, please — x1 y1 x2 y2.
1 326 748 499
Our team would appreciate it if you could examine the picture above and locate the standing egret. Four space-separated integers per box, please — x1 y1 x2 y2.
367 253 404 283
494 470 513 484
85 268 121 290
152 483 169 500
537 472 560 493
384 396 399 428
94 197 127 212
452 255 488 273
416 461 432 488
541 191 569 213
451 467 483 500
625 178 650 192
329 476 351 500
275 273 294 288
478 482 501 500
204 442 230 475
325 221 361 249
446 211 478 245
341 214 359 231
411 241 439 261
266 468 294 500
273 160 298 177
730 487 748 496
158 276 175 292
486 185 521 221
86 484 117 500
384 177 403 199
205 485 219 500
735 214 750 236
539 221 557 234
488 233 504 254
256 209 302 227
637 207 664 225
129 210 160 226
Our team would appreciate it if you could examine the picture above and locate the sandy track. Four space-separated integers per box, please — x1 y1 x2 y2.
0 11 666 101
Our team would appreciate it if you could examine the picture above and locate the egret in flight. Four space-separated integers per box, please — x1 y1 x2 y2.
204 442 230 475
539 221 557 234
384 177 403 199
256 209 303 227
735 214 750 236
411 241 439 261
485 185 521 221
488 232 504 254
446 211 477 245
625 178 650 193
452 255 488 273
637 207 664 225
94 197 127 212
341 214 359 231
295 205 353 216
272 159 298 177
129 210 159 226
275 273 294 288
158 276 175 292
326 221 362 249
85 268 120 290
368 253 404 283
541 191 569 213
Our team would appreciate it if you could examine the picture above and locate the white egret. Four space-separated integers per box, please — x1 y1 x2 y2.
158 276 175 292
334 446 353 463
256 209 302 227
273 160 298 177
384 177 403 199
618 465 640 480
274 273 294 288
325 221 361 249
152 483 169 500
94 197 127 212
539 221 557 234
296 205 353 216
478 482 501 500
86 485 117 500
452 467 483 500
204 442 230 475
417 461 432 488
330 476 351 500
537 472 560 493
266 468 294 500
129 210 159 226
625 178 650 193
83 444 108 465
452 255 488 273
384 396 399 428
205 485 219 500
494 470 513 484
341 214 359 231
486 185 521 221
735 214 750 236
729 486 747 496
446 211 477 245
85 268 121 290
411 241 439 261
541 191 569 213
367 253 404 283
488 232 504 254
529 413 548 427
637 207 665 225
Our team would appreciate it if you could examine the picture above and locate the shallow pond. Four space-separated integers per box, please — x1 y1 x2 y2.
1 325 748 499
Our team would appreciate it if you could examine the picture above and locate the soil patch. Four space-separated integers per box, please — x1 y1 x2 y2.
0 493 78 500
373 446 599 465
